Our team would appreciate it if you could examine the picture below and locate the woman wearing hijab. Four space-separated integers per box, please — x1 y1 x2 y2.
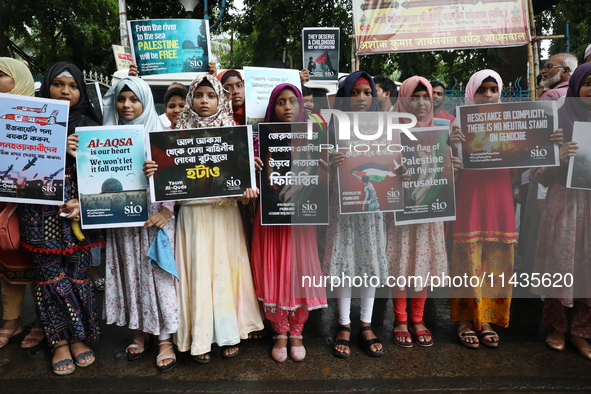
19 62 102 375
386 76 451 348
532 62 591 360
323 71 387 358
251 83 327 362
0 58 45 350
102 76 179 373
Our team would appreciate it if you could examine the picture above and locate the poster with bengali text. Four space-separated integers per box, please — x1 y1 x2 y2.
458 101 558 169
0 93 68 205
567 122 591 191
336 112 404 214
112 45 133 71
394 127 455 225
259 122 329 225
128 19 210 75
352 0 530 54
302 28 340 82
76 126 148 229
148 126 254 202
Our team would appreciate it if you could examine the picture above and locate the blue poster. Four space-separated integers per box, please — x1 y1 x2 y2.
76 126 149 229
0 93 68 205
128 18 211 76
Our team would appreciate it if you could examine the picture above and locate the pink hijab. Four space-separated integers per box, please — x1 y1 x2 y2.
465 69 503 105
393 76 434 127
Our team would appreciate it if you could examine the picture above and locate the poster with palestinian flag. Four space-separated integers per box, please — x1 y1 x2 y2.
302 28 339 82
336 112 404 214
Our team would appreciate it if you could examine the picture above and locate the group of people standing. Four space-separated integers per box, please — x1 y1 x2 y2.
0 50 591 376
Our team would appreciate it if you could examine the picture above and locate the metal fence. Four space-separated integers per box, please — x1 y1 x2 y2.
441 77 530 117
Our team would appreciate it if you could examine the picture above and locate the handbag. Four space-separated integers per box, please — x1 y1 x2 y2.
0 203 20 251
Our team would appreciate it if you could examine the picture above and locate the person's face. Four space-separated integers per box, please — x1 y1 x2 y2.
116 91 143 121
350 83 373 112
0 71 15 93
432 85 445 109
586 54 591 64
473 82 499 104
541 55 566 86
275 88 300 122
50 75 81 107
165 95 186 127
192 86 218 117
579 75 591 106
222 76 244 109
303 94 314 113
375 83 390 106
407 90 431 120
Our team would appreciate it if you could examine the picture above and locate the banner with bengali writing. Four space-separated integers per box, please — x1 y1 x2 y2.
148 126 255 202
352 0 530 54
112 45 133 71
0 94 68 205
259 122 329 225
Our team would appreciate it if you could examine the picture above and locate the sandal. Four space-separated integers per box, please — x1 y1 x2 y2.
21 326 45 349
477 323 499 348
70 340 95 368
93 278 105 292
0 323 23 348
359 326 383 357
272 334 288 363
409 321 434 347
289 334 306 362
393 321 413 348
221 345 240 359
156 339 176 373
126 333 151 361
192 352 211 364
457 323 479 349
52 343 75 376
332 325 351 358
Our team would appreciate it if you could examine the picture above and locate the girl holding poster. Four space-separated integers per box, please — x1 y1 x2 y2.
387 76 450 348
323 71 386 358
251 83 327 363
532 62 591 360
448 70 515 349
19 63 102 375
101 76 178 373
145 73 263 363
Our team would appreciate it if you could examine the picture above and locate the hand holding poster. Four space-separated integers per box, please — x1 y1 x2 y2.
76 126 148 229
128 19 211 75
394 127 455 225
302 28 340 82
259 122 329 225
457 101 559 169
0 94 68 205
567 122 591 190
148 126 255 202
336 112 404 214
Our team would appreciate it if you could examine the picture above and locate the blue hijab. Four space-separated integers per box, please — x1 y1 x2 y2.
334 71 380 112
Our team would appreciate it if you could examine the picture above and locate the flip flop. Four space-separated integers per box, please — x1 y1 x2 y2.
21 326 45 349
192 352 211 364
220 345 240 359
457 324 479 349
478 324 499 348
0 324 23 348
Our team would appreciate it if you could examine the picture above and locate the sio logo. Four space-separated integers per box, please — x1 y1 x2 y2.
226 177 241 191
125 201 143 215
431 199 447 211
387 188 400 201
530 145 548 159
301 200 317 215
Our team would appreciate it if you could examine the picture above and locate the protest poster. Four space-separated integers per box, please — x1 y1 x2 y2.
243 67 301 133
394 127 456 225
336 112 404 214
112 45 133 71
85 82 103 125
128 19 210 76
148 126 255 202
352 0 530 54
0 94 68 205
259 122 329 225
76 126 148 229
302 28 339 82
567 122 591 191
457 101 559 169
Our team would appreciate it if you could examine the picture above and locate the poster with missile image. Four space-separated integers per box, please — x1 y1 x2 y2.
76 125 149 229
0 93 69 205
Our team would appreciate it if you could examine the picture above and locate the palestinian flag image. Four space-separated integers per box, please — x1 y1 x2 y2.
315 51 335 75
350 162 396 183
